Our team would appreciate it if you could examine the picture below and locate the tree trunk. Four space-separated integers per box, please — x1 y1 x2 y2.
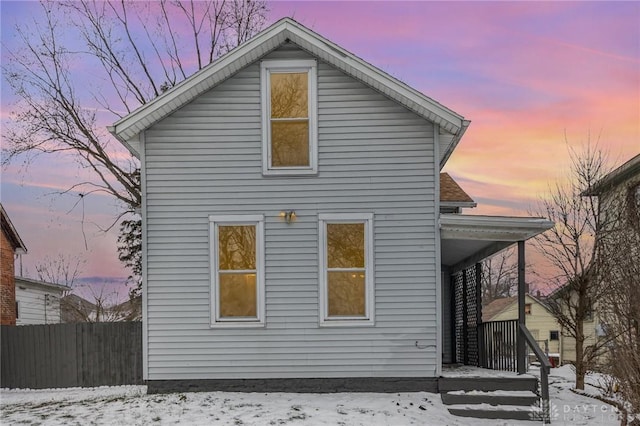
575 318 585 389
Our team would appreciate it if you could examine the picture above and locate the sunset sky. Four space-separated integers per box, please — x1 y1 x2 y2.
1 1 639 293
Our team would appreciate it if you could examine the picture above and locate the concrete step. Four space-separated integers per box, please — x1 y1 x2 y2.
438 375 545 421
439 376 538 393
441 390 539 406
447 404 541 421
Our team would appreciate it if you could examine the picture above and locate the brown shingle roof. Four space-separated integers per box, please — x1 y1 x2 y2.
440 173 474 203
482 296 517 322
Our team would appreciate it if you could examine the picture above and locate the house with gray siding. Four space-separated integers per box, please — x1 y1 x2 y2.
110 18 553 396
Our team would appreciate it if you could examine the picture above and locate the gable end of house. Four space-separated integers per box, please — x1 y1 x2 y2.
109 18 468 166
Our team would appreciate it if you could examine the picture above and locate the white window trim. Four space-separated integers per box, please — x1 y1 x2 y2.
209 214 265 328
318 213 374 327
261 59 318 176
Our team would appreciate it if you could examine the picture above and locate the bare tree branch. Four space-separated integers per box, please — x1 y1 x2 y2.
3 0 268 299
530 136 614 390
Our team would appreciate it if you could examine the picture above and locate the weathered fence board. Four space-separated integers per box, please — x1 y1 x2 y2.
1 322 142 389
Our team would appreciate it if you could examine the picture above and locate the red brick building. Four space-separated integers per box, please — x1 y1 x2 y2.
1 204 27 325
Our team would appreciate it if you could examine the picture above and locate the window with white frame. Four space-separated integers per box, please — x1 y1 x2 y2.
209 215 265 327
261 59 317 175
318 213 374 326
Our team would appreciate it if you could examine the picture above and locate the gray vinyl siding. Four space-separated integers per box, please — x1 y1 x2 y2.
441 272 453 364
144 45 438 380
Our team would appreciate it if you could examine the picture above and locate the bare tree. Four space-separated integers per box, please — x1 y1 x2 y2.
530 138 613 389
35 254 84 293
481 248 517 306
32 253 128 322
3 0 268 296
591 159 640 417
62 288 134 323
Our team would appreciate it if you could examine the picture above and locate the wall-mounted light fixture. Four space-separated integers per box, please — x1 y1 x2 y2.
280 210 296 224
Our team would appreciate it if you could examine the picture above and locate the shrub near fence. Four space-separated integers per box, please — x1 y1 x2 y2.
1 322 142 389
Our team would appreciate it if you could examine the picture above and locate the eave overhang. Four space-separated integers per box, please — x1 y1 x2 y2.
440 201 477 209
15 277 70 293
582 153 640 196
1 204 27 254
108 18 467 160
440 214 554 272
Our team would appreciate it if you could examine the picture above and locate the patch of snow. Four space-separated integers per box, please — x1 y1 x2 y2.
0 366 623 426
0 388 488 426
0 385 145 405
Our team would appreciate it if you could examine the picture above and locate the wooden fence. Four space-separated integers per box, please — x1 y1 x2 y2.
1 322 142 389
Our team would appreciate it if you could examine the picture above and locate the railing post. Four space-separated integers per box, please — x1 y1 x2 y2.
517 240 526 374
520 323 551 423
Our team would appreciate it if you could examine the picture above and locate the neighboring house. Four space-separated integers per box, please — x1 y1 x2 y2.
483 294 562 365
555 295 600 366
1 204 27 326
544 155 640 368
62 293 141 322
577 153 640 366
112 296 142 322
61 294 98 323
15 277 68 325
109 18 553 392
585 153 640 232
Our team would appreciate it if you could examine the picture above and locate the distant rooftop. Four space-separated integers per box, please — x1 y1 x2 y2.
482 296 517 322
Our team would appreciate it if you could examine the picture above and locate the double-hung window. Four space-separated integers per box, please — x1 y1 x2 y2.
261 59 317 175
209 215 265 327
318 213 374 326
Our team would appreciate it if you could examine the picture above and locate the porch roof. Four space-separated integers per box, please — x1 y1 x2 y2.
440 214 553 272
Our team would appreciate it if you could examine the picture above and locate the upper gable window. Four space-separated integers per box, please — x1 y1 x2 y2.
525 303 532 315
261 59 317 175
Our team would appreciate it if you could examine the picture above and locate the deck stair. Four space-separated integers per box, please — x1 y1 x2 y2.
440 376 543 421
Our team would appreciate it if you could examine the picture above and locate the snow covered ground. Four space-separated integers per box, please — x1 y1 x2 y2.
0 366 623 425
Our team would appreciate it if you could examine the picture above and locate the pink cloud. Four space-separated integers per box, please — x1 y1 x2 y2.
3 1 638 289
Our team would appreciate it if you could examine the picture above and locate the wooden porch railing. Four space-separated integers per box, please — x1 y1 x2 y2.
478 320 551 420
520 323 551 419
478 319 518 371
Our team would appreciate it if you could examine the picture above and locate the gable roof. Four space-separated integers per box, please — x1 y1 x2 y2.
482 296 516 322
0 204 27 254
15 277 69 293
482 294 553 322
440 173 475 204
109 18 469 165
583 153 640 196
113 296 142 321
61 294 97 323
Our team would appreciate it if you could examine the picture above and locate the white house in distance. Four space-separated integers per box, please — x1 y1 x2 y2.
15 277 68 325
483 294 562 366
109 18 553 395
